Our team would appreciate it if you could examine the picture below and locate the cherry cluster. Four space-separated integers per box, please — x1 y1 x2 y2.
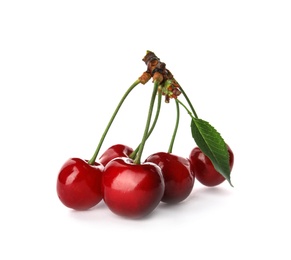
56 51 234 219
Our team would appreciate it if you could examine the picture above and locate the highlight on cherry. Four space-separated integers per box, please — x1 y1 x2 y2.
56 51 235 219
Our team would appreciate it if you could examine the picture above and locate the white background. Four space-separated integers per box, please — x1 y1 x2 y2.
1 0 290 259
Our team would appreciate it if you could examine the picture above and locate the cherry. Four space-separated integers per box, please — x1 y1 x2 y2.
145 152 194 204
56 158 104 210
102 157 165 219
189 145 234 187
99 144 133 167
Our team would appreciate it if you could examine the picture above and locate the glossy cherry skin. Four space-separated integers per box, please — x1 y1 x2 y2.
99 144 133 167
189 145 234 187
57 158 104 210
102 157 165 219
145 152 195 204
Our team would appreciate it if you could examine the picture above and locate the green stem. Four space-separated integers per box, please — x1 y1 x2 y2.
88 79 140 165
134 80 160 164
146 90 162 141
178 84 198 118
168 99 180 153
176 99 195 120
130 90 162 160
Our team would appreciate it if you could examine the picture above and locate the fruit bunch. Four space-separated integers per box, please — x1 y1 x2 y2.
56 51 234 219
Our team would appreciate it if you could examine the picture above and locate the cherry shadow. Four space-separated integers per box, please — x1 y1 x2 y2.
68 186 233 222
154 185 233 216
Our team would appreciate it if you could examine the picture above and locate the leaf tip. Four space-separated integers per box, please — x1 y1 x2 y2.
227 178 234 187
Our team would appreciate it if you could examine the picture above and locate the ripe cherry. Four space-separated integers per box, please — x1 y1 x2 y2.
56 158 104 210
99 144 133 167
102 157 165 219
189 145 234 187
145 152 194 204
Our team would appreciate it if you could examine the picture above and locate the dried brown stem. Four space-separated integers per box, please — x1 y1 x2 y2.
140 51 181 102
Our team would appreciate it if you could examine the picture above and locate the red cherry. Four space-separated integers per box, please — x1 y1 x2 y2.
57 158 104 210
145 152 195 204
99 144 133 166
102 157 165 219
189 145 234 187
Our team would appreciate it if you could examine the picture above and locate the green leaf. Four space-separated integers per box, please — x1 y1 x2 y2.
191 118 233 186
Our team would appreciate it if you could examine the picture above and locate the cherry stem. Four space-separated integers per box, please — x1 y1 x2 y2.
178 84 198 118
176 99 196 121
130 90 162 160
168 99 180 153
134 79 160 164
88 79 141 165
